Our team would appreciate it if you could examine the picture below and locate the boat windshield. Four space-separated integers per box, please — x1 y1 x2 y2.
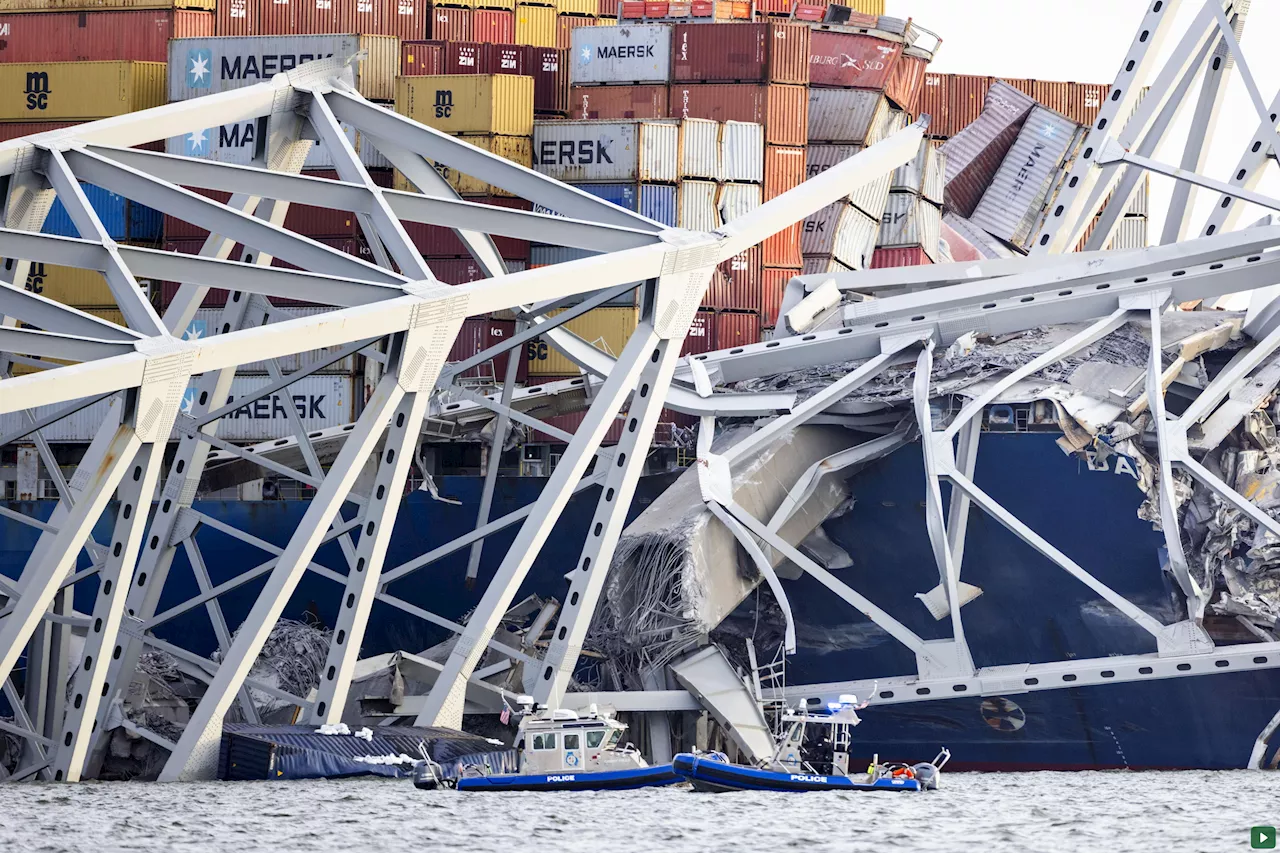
586 729 606 749
604 729 622 750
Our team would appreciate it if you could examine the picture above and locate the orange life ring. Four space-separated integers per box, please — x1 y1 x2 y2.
891 766 916 779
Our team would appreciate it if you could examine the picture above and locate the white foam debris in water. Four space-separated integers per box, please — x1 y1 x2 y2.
316 723 350 736
352 753 415 765
354 727 374 742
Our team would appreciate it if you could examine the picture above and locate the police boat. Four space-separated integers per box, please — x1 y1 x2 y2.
450 696 681 792
673 693 949 793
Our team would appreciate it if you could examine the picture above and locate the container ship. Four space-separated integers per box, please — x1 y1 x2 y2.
1 0 1274 780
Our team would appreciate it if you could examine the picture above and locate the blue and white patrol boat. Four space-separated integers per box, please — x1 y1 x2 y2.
673 694 949 793
447 697 681 792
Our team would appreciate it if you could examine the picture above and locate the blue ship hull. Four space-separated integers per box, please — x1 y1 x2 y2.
456 763 681 791
5 433 1280 769
671 753 922 793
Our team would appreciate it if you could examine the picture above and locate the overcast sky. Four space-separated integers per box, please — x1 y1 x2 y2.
886 0 1280 245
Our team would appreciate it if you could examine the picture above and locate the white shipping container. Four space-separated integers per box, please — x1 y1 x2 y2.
679 118 720 181
718 182 761 224
881 192 943 261
808 89 889 144
1109 215 1148 250
802 255 853 276
807 144 891 221
532 120 678 183
0 375 354 443
892 137 944 205
942 211 1015 260
187 307 359 374
570 24 672 85
803 201 878 270
168 35 397 102
679 180 720 231
970 106 1085 250
719 121 764 183
939 81 1037 183
166 121 389 169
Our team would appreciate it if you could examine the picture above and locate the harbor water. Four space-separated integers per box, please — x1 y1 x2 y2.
0 771 1273 852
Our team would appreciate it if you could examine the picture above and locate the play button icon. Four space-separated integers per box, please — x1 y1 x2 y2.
1254 826 1277 849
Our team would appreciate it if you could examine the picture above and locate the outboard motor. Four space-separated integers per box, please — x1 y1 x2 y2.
413 757 449 790
911 763 940 791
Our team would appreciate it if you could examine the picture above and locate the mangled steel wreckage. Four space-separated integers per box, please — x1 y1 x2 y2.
7 0 1280 781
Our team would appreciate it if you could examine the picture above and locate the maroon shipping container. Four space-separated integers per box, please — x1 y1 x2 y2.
474 9 515 44
295 0 343 34
669 83 806 146
531 410 626 445
403 196 532 260
401 40 446 75
709 245 761 312
387 0 430 41
450 316 528 382
671 22 809 85
0 121 163 151
527 47 568 114
163 170 389 241
764 145 803 201
920 73 949 137
158 237 375 307
871 247 932 268
948 74 993 133
808 31 902 90
217 0 257 35
345 0 381 36
714 311 760 349
446 41 487 74
886 50 929 115
488 44 525 75
258 0 294 35
0 10 214 62
760 267 788 329
681 309 716 356
762 223 801 268
1033 80 1108 127
431 6 471 41
428 257 491 285
571 85 667 120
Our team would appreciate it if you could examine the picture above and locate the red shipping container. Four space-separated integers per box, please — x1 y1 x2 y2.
0 10 215 62
690 0 712 16
644 2 668 16
571 84 668 119
527 47 568 114
919 73 949 137
217 0 257 35
667 1 691 16
450 316 528 382
671 22 808 85
761 222 801 267
258 0 294 35
401 40 446 76
473 9 515 44
871 247 932 268
793 3 825 21
345 0 381 36
709 245 761 312
948 74 993 135
531 410 626 445
403 196 532 260
760 267 789 328
431 6 472 41
386 0 430 41
0 121 163 151
669 83 806 146
764 145 803 201
681 309 717 356
620 0 645 17
446 41 488 74
886 51 930 115
808 30 902 90
427 257 492 284
714 310 760 349
295 0 343 34
557 14 595 50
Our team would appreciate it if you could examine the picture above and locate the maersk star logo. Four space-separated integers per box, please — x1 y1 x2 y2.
579 45 592 64
183 319 207 341
183 128 210 156
180 387 196 416
186 48 212 89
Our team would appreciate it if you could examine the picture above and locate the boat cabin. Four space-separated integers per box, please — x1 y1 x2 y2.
514 704 647 775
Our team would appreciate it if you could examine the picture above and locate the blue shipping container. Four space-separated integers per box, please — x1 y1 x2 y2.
638 183 677 227
42 182 162 243
529 243 636 306
577 183 638 211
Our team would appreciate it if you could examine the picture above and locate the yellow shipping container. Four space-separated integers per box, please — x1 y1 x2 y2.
0 0 212 10
20 263 129 305
0 62 164 122
849 0 884 14
556 0 598 15
394 134 531 197
14 306 126 375
396 75 533 136
527 306 638 376
515 3 557 47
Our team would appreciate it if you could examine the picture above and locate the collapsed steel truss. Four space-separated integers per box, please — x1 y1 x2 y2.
2 0 1280 781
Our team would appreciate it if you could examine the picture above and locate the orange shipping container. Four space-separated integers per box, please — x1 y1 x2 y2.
885 50 929 115
764 145 804 201
669 83 807 146
761 267 789 328
920 73 949 137
570 84 666 119
556 13 595 49
474 9 515 42
0 10 213 61
761 223 801 267
401 40 446 75
947 74 993 135
432 6 472 40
